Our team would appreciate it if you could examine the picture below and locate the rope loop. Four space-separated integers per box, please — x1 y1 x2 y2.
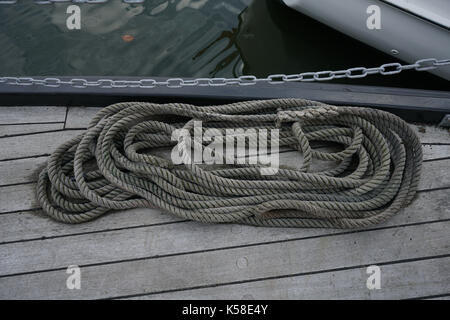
37 99 423 229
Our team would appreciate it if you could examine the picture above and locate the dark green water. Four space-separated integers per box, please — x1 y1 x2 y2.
0 0 448 90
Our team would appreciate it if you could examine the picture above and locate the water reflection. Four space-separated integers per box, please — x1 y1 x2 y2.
150 1 169 16
0 0 447 89
176 0 209 11
197 0 448 88
193 26 241 77
0 0 248 77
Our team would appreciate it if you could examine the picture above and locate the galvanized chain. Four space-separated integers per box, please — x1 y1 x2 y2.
1 58 449 89
0 0 145 4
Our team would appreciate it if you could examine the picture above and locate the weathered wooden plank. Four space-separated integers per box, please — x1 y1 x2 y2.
65 107 101 129
0 106 66 125
426 295 450 300
422 144 450 160
0 220 448 299
0 184 37 213
0 122 447 301
0 156 47 186
0 123 64 137
0 208 180 245
132 257 450 300
0 171 448 278
416 159 450 190
0 109 447 300
411 124 450 144
0 130 83 161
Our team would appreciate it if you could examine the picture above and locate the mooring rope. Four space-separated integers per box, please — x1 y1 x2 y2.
37 99 423 229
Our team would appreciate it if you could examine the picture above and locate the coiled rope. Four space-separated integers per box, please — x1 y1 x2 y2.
37 99 423 229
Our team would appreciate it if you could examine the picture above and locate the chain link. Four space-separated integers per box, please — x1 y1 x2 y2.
1 58 449 89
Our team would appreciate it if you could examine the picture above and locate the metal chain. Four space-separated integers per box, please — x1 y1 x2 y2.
1 58 449 89
0 0 145 4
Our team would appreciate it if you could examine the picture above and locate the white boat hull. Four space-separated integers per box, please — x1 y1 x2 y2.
281 0 450 80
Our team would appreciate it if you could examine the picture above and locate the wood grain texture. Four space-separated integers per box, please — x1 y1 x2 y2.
411 124 450 144
132 257 450 300
422 144 450 160
65 107 101 129
0 221 448 299
0 156 47 186
0 130 83 161
0 181 448 279
0 123 63 137
425 295 450 300
0 183 37 213
0 106 66 125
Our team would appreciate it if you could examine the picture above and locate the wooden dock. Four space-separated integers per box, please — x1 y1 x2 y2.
0 105 449 300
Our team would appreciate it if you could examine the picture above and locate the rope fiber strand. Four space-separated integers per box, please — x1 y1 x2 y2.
37 99 423 229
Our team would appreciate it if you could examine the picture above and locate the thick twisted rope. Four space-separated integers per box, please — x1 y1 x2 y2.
37 99 423 229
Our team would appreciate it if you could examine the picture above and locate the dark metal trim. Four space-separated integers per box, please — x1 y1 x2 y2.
1 77 449 124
